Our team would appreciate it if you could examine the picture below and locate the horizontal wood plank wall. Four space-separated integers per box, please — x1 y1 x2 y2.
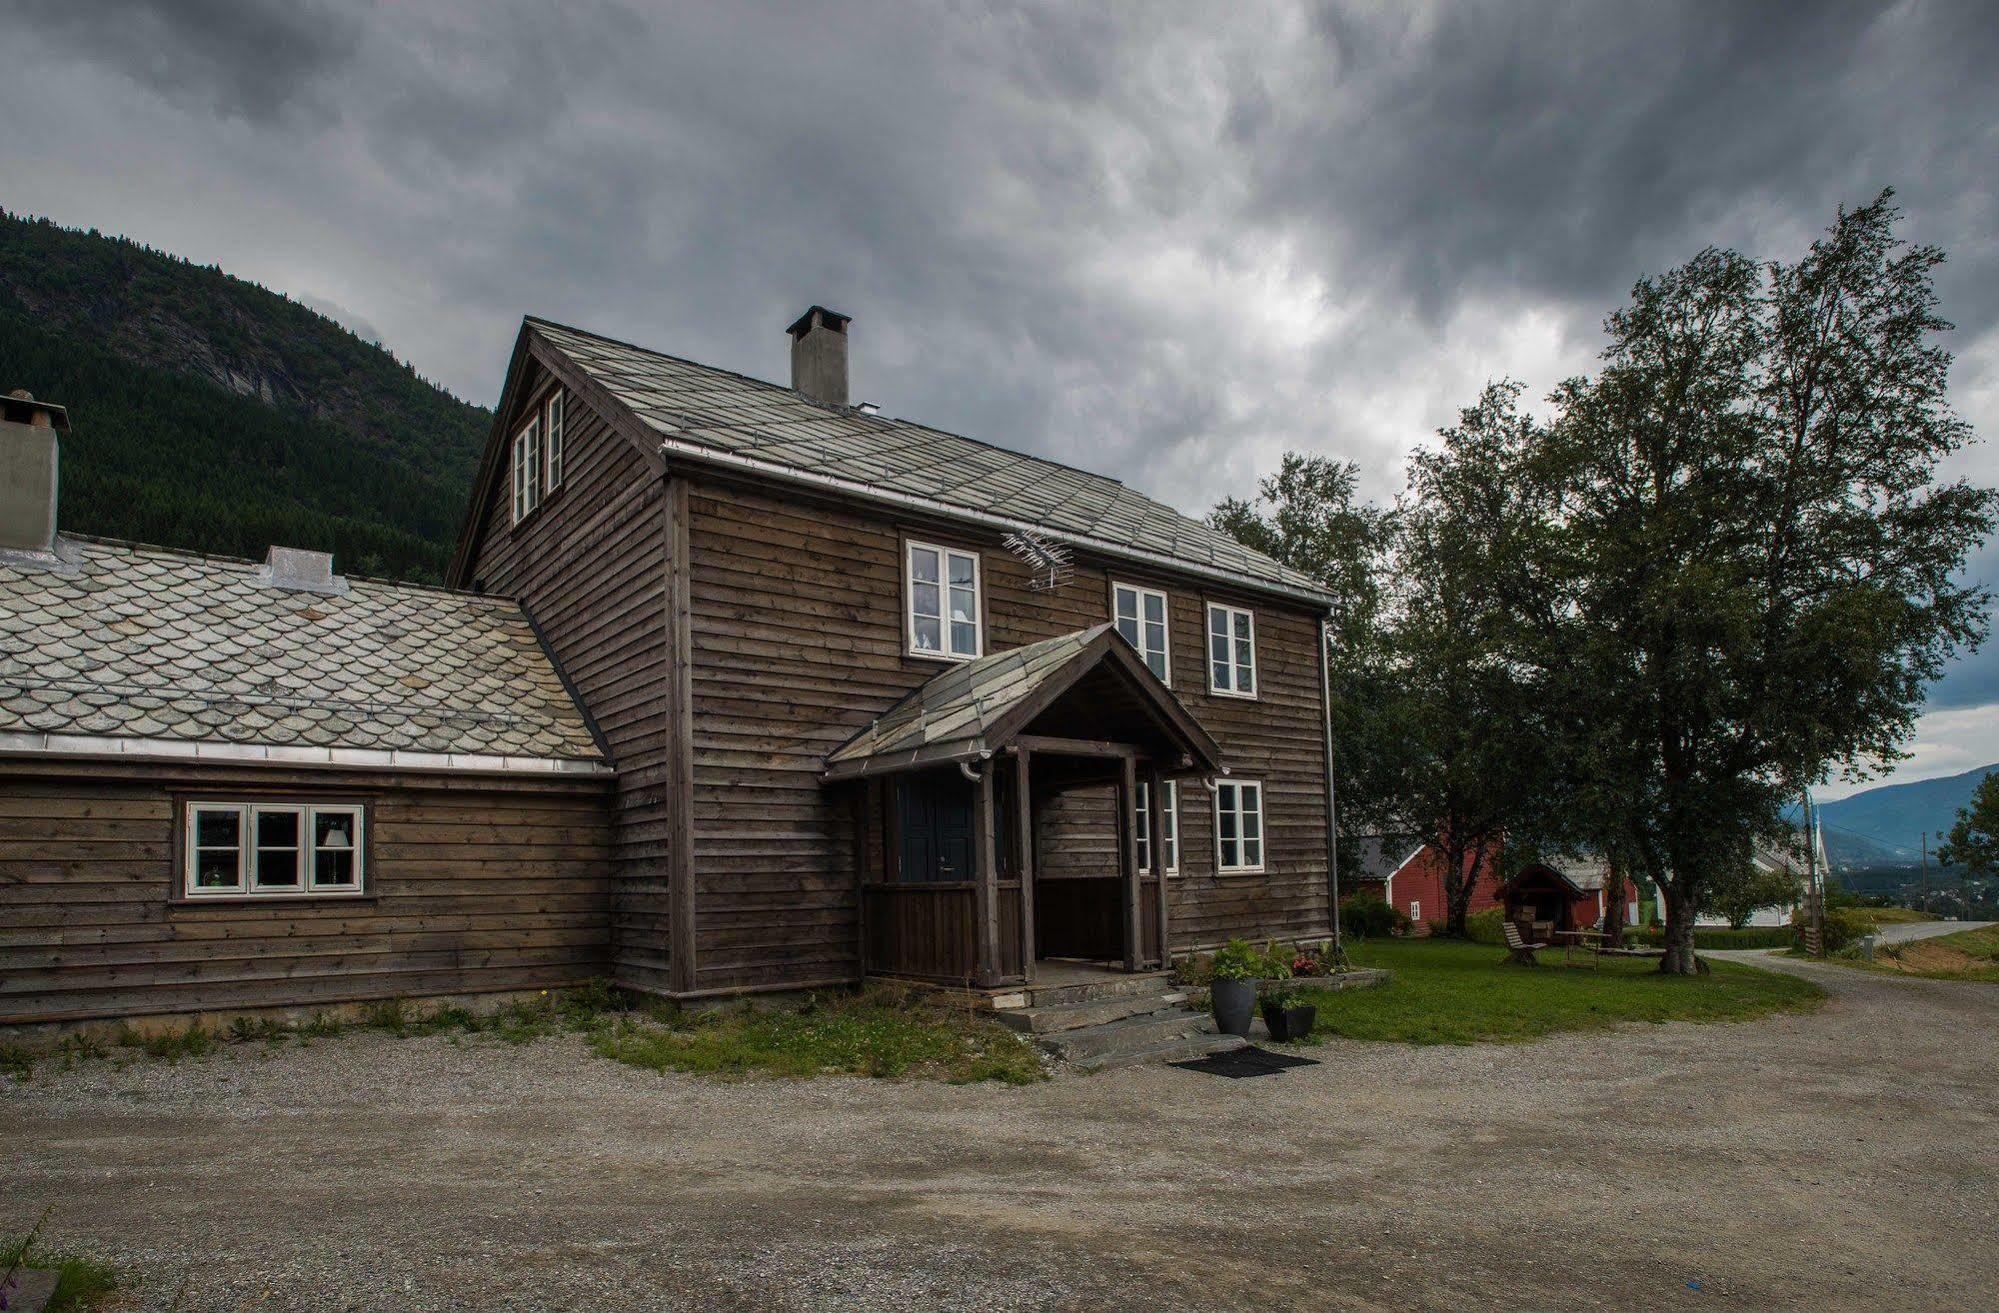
686 479 1330 991
460 366 677 993
0 760 613 1025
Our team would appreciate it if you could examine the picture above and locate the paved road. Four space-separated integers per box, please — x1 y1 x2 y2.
4 958 1995 1312
1874 918 1991 946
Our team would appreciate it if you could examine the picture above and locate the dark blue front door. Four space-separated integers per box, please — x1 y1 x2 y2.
896 771 975 883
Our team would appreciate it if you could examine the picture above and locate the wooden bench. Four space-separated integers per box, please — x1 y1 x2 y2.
1502 921 1549 966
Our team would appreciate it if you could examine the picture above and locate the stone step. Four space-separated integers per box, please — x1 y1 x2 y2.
1001 970 1174 1011
993 990 1190 1034
1035 1008 1217 1063
1068 1030 1249 1073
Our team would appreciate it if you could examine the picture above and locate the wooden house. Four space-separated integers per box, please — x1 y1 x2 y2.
0 305 1341 1026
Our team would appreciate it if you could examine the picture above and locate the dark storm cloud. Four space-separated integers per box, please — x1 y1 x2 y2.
14 0 361 122
1 0 1994 772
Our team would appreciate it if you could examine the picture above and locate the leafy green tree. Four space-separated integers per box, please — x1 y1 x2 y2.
1210 454 1401 870
1524 192 1995 973
1703 857 1803 930
1385 384 1564 934
1937 771 1999 879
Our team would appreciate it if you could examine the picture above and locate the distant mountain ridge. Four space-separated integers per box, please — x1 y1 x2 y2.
1817 763 1997 871
0 210 489 581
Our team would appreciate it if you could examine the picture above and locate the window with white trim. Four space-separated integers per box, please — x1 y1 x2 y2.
1112 582 1171 682
905 540 982 660
183 802 365 899
543 390 565 493
1410 900 1422 922
1214 779 1264 873
1206 603 1257 697
510 417 541 525
1135 780 1178 875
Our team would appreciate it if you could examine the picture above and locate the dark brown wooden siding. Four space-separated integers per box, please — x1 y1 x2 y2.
685 478 1331 991
0 759 613 1026
459 364 680 993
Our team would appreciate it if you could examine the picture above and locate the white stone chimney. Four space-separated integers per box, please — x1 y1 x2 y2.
0 388 67 554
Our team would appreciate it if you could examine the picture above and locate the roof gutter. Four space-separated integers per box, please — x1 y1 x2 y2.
653 434 1339 610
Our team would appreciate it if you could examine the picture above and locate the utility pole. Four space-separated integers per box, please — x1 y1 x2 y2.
1804 790 1825 957
1920 834 1931 916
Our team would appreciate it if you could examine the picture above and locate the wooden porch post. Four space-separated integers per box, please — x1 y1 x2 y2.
974 765 1001 987
1014 747 1036 984
1146 763 1170 970
1120 755 1141 972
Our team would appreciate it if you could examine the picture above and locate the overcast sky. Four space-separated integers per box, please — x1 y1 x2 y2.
2 0 1993 799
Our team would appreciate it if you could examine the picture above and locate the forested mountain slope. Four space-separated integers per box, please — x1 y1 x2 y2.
0 211 489 581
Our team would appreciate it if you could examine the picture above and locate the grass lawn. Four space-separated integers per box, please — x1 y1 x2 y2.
1850 923 1999 982
1858 907 1933 925
1 983 1045 1086
1293 936 1823 1045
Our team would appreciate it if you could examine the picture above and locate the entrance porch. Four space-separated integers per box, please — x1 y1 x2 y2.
823 625 1224 989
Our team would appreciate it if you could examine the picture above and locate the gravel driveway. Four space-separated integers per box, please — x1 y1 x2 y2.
4 958 1994 1313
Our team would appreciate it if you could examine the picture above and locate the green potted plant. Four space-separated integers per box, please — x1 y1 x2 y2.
1207 939 1262 1036
1259 984 1317 1042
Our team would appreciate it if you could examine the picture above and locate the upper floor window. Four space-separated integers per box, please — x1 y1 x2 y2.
1135 780 1179 876
1207 603 1257 697
544 390 565 493
1214 780 1264 873
1112 581 1171 682
183 801 366 899
511 417 541 525
906 540 982 661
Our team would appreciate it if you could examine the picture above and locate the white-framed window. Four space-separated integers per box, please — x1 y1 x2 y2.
905 540 982 661
183 802 366 899
1410 900 1422 922
511 417 541 525
1135 780 1179 876
1214 779 1264 873
543 389 565 494
1112 581 1171 682
1206 603 1257 697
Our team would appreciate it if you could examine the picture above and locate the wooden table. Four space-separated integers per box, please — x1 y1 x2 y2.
1554 929 1608 967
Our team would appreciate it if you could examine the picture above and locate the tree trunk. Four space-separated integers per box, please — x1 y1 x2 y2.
1441 839 1475 938
1658 885 1702 975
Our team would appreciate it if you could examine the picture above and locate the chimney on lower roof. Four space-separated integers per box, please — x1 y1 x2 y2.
1 388 68 554
260 544 348 595
786 305 851 407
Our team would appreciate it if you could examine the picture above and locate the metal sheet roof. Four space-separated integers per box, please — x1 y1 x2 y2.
528 318 1337 604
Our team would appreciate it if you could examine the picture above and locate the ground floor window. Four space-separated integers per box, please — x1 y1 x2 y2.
1135 780 1178 875
1214 780 1263 873
183 801 366 898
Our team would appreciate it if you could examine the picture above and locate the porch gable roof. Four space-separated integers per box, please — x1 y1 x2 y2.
821 624 1223 781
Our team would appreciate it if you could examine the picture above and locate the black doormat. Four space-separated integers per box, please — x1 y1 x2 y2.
1169 1045 1321 1079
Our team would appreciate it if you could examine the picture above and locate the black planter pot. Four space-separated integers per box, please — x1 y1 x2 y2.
1210 978 1257 1036
1260 1001 1318 1042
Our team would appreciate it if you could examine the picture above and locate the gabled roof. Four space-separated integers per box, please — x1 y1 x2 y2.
1352 835 1425 882
477 316 1335 606
823 624 1223 781
0 537 608 772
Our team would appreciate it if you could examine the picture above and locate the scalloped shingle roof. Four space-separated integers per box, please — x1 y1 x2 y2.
0 537 605 765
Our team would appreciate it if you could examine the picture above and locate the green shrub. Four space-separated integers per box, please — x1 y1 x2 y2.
1632 924 1797 950
1817 907 1879 954
1209 939 1263 981
1464 907 1507 945
1340 893 1410 939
